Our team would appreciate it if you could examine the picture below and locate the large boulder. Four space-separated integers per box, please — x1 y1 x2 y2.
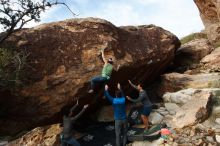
159 72 220 95
174 38 213 70
162 89 213 129
162 88 220 129
0 18 180 135
8 124 62 146
194 0 220 45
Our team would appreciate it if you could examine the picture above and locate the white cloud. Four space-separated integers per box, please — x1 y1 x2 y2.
90 3 141 26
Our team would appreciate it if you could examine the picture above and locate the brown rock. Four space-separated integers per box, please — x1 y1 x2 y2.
175 38 213 68
194 0 220 44
8 124 62 146
201 47 220 71
159 72 220 95
0 18 180 135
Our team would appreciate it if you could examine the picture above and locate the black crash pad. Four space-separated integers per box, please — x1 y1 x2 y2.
127 124 161 142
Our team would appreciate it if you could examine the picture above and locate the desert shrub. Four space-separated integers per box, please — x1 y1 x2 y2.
0 48 29 90
181 33 207 45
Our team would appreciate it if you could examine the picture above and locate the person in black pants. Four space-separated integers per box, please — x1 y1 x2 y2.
126 80 152 130
104 83 128 146
60 100 89 146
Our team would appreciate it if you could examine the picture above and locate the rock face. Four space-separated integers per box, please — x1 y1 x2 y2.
159 72 220 95
0 18 180 135
149 89 219 129
174 38 213 69
201 47 220 71
8 124 62 146
162 89 212 129
194 0 220 44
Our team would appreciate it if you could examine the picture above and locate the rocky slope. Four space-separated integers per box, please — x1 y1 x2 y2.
0 17 180 135
128 39 220 145
126 1 220 144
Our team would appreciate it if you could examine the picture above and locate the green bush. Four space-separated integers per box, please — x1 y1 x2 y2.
180 33 207 45
213 42 220 48
0 48 29 90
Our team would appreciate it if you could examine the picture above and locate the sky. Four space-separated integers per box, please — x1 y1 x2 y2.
6 0 205 38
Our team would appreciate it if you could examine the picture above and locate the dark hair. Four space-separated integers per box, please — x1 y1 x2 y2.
115 90 122 97
138 83 143 88
108 58 113 64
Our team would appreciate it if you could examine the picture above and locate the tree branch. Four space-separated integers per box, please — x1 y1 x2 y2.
0 0 76 44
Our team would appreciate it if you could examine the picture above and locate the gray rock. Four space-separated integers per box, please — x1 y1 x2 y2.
149 112 164 124
169 111 176 115
159 107 166 110
165 103 181 113
215 135 220 143
158 110 169 116
206 136 214 143
215 118 220 125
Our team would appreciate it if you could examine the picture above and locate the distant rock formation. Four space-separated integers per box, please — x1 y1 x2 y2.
194 0 220 45
0 17 180 135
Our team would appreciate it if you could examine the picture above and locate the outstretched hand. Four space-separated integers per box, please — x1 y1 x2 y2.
126 96 131 100
101 42 108 52
117 64 120 71
105 85 109 90
76 99 79 105
84 104 89 109
117 83 121 89
128 80 132 85
104 42 108 47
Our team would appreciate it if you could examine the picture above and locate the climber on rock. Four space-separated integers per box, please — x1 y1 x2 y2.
126 80 152 130
104 83 128 146
88 42 118 94
60 100 89 146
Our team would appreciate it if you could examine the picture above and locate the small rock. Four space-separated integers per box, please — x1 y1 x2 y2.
206 136 214 143
181 143 193 146
194 139 203 145
192 136 197 141
149 112 164 124
194 135 203 140
184 129 191 135
0 141 8 146
158 111 169 116
159 107 166 110
214 128 220 133
184 138 190 142
215 118 220 125
178 138 185 144
215 135 220 143
190 130 195 137
169 111 176 115
208 143 215 146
